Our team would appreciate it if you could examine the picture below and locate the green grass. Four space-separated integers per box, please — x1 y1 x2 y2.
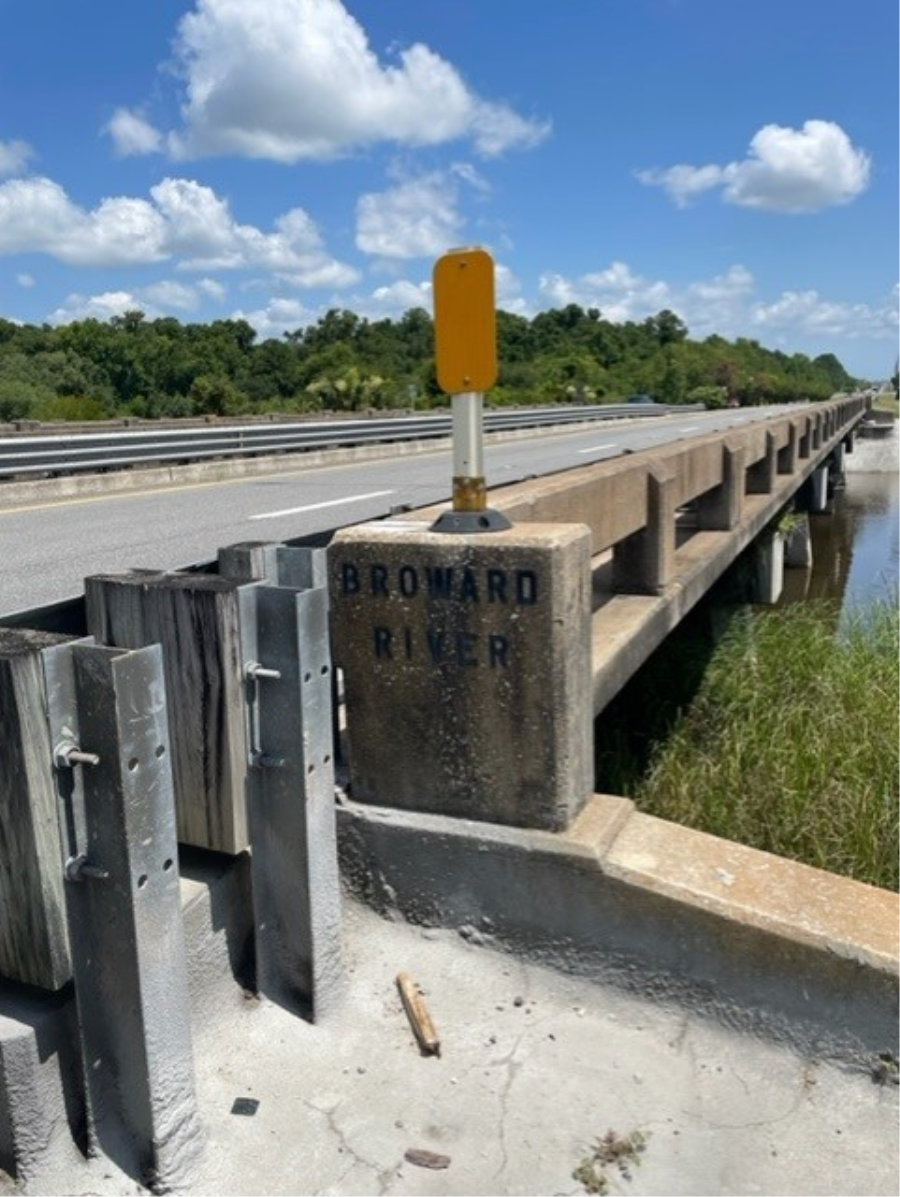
872 391 899 417
630 597 899 890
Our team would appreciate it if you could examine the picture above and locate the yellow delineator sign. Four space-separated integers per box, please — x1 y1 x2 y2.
433 247 497 394
432 247 502 520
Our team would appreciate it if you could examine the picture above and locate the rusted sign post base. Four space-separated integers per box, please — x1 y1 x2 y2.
330 521 593 831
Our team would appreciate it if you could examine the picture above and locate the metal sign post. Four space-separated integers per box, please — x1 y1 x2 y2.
431 247 510 533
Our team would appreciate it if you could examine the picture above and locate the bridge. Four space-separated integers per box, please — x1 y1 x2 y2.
331 393 866 828
0 392 896 1194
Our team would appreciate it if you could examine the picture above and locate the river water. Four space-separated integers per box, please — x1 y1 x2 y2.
781 426 899 614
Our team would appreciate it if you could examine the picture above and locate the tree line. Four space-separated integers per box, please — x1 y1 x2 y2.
0 305 857 424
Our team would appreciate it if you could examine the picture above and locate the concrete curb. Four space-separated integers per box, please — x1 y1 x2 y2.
337 792 898 1066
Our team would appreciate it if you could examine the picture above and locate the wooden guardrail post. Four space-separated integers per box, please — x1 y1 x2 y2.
85 572 250 854
0 628 73 990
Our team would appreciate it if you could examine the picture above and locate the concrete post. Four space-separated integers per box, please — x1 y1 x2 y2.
750 532 785 604
330 521 593 831
777 424 798 475
697 444 745 531
746 432 777 495
611 466 676 595
799 465 830 513
783 514 813 568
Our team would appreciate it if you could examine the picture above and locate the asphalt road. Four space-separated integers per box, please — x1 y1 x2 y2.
0 406 792 616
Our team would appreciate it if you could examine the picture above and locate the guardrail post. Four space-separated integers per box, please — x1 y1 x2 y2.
612 466 676 595
0 629 73 990
62 641 202 1189
85 572 250 854
746 432 777 495
697 443 745 531
238 583 343 1019
217 541 279 584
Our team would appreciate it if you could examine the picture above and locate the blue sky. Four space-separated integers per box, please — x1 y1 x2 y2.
1 0 897 379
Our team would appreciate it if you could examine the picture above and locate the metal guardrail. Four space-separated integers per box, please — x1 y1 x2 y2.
0 403 701 479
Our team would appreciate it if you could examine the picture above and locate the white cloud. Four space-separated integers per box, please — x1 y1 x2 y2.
196 277 227 301
105 108 163 156
638 120 870 213
0 174 358 285
752 289 899 341
48 291 141 324
0 177 167 265
0 139 34 178
539 260 898 354
141 280 206 310
165 0 549 161
356 173 466 259
229 297 316 340
16 273 35 288
362 279 433 316
540 261 672 323
47 278 229 324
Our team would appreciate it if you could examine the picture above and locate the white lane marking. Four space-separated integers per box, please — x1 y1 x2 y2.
680 425 701 432
250 489 395 520
576 443 616 455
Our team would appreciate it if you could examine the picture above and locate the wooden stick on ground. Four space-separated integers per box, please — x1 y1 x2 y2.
396 972 441 1057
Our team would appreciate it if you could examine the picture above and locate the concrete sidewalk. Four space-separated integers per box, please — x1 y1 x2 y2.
18 862 899 1197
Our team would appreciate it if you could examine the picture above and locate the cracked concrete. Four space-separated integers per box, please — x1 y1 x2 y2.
16 895 898 1197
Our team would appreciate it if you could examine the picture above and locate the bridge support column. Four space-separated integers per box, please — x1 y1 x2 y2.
330 522 593 831
750 531 785 604
798 465 830 513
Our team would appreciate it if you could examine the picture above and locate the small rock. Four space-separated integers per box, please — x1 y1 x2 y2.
513 996 525 1008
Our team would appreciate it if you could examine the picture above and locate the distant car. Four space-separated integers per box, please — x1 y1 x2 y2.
626 394 656 404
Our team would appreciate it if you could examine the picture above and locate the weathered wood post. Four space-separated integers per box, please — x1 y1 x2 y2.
0 628 73 990
85 572 250 853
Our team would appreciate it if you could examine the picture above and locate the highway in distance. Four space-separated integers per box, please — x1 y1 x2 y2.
0 406 795 616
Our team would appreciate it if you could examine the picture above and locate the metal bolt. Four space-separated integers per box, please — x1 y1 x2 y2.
246 663 282 681
65 854 109 883
254 752 286 769
54 740 101 769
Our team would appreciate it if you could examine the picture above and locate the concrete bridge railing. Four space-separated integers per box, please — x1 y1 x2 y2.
330 396 867 831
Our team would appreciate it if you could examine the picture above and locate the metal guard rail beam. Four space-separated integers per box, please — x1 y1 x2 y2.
0 404 701 479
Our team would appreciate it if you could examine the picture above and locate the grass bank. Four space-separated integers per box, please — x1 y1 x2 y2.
629 597 899 891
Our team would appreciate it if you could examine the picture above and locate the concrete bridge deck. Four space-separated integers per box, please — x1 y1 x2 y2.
9 788 896 1196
